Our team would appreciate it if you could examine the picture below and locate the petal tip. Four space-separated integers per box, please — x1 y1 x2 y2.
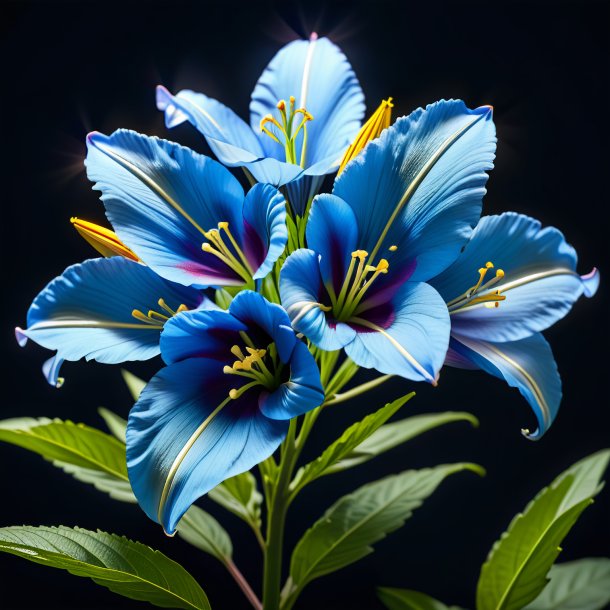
581 267 600 297
155 84 171 109
309 31 319 41
15 327 28 348
521 427 543 441
42 355 65 389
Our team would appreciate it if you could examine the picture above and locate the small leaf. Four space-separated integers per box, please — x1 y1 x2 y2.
291 393 414 493
289 463 483 592
178 505 233 564
476 449 610 610
98 407 127 443
208 471 263 529
327 410 479 474
0 526 210 609
378 587 453 610
524 558 610 610
0 417 134 502
121 369 146 401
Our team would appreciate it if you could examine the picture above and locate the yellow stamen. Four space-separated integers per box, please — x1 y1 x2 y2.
338 97 394 175
71 217 140 262
447 261 507 313
389 245 398 252
131 299 189 327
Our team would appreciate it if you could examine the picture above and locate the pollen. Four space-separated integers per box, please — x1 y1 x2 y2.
389 245 398 252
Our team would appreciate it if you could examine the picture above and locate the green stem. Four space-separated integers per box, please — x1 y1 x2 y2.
324 374 394 406
225 558 263 610
262 419 298 610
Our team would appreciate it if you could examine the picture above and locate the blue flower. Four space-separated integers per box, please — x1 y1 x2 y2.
429 212 600 438
15 257 207 386
156 34 365 214
126 290 324 534
280 100 497 383
85 129 288 288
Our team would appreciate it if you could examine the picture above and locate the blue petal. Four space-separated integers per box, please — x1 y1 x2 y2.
283 173 325 216
228 291 296 362
156 87 305 188
241 183 287 280
306 194 359 292
431 213 598 342
86 129 249 288
156 86 264 164
333 100 496 281
280 249 356 350
42 354 66 388
259 340 324 420
450 332 561 439
344 281 450 383
17 257 202 365
127 358 288 534
250 36 365 170
160 309 247 365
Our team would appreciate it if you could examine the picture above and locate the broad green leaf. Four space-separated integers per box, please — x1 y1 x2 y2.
208 471 262 530
290 393 415 493
0 417 128 477
289 463 483 593
525 558 610 610
327 410 479 474
98 407 128 442
476 449 610 610
121 369 147 401
378 588 467 610
178 505 233 564
0 526 210 610
0 417 135 502
56 461 135 502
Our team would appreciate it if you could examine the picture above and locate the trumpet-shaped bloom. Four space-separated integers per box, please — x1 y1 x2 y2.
429 212 599 438
156 35 365 214
86 129 287 288
126 291 324 534
15 256 207 386
280 100 496 383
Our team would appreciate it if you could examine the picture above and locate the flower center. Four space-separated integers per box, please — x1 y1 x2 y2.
223 335 282 395
131 298 189 327
446 261 506 314
201 221 254 284
328 249 391 322
260 96 314 168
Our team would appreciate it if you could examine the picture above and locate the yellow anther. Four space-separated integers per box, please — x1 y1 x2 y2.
277 100 286 111
351 249 368 260
338 97 395 175
229 389 239 399
486 261 494 268
376 259 390 273
176 304 189 313
289 95 295 105
447 261 507 314
202 243 214 252
217 221 229 230
71 217 140 262
495 268 505 278
389 245 398 252
231 345 245 360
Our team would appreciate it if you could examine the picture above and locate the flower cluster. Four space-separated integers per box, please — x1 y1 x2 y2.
17 34 598 534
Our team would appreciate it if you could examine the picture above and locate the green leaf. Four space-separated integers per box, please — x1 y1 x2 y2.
524 558 610 610
208 471 262 530
177 505 233 564
290 393 415 493
121 369 146 401
0 526 210 610
327 410 479 474
378 587 451 610
476 449 610 610
0 417 128 477
98 407 128 443
0 417 135 502
289 463 483 594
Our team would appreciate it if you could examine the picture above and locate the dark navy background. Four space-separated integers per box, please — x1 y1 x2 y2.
1 1 609 609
